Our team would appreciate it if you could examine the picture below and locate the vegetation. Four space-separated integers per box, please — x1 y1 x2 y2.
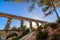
36 18 60 40
6 32 18 39
11 26 18 31
36 30 48 40
19 28 29 39
12 37 19 40
11 28 29 40
37 26 42 31
6 25 30 40
56 18 60 23
3 0 60 40
7 0 60 19
6 28 29 40
28 0 60 19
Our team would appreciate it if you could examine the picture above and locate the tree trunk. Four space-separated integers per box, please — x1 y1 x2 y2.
51 0 59 19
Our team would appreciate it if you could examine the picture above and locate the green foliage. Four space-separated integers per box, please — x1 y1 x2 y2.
23 28 29 35
42 6 49 12
37 0 42 7
19 28 29 39
12 37 19 40
6 34 13 39
28 0 60 18
37 26 42 31
48 23 57 29
56 18 60 23
6 32 18 39
6 29 29 40
36 24 48 40
49 23 56 27
36 31 48 40
44 24 49 28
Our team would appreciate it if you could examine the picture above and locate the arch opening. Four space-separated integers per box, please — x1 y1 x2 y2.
39 23 42 26
10 19 20 30
32 21 37 29
0 17 8 30
24 21 30 29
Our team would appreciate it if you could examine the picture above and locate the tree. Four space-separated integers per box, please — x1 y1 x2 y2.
28 0 60 19
6 0 60 19
56 18 60 23
36 29 48 40
11 26 18 31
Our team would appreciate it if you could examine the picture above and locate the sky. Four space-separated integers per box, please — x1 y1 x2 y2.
0 0 60 30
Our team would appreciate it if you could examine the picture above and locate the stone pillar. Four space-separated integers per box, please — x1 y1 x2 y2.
4 18 12 30
36 22 39 27
20 20 24 31
21 20 24 28
29 21 32 32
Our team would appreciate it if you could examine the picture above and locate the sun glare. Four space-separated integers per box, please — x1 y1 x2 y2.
26 24 30 28
26 22 41 29
39 23 41 26
32 22 37 29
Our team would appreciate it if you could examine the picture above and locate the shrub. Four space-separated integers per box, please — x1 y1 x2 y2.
56 18 60 23
36 31 48 40
12 37 19 40
19 28 29 39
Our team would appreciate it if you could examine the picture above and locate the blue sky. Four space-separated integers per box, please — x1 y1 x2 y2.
0 1 60 30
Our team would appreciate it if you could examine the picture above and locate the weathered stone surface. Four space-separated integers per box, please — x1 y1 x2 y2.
0 31 23 40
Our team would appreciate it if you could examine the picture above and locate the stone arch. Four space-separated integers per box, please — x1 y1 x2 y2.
0 13 48 32
39 23 42 26
32 21 37 29
24 21 30 29
6 31 18 40
0 17 8 30
9 19 21 30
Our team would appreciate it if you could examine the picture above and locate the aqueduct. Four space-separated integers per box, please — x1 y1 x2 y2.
0 12 48 32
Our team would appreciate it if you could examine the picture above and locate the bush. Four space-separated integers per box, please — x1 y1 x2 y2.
19 28 29 39
12 37 19 40
56 18 60 23
6 33 18 39
37 26 42 31
36 31 48 40
48 23 57 29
